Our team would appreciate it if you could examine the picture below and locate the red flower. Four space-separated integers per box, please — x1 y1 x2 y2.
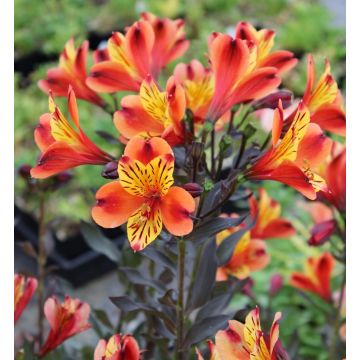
206 33 281 121
245 101 331 199
250 188 295 239
92 136 196 251
197 307 287 360
39 296 91 357
94 333 141 360
38 39 104 107
14 274 38 324
31 87 112 179
114 75 186 146
235 21 298 74
87 13 189 93
290 252 335 301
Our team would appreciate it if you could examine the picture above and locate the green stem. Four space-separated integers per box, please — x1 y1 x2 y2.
176 238 186 360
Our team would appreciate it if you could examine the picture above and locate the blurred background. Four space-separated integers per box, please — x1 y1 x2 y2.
14 0 345 359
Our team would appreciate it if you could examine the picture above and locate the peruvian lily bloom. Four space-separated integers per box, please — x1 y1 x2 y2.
197 307 288 360
94 333 140 360
39 296 91 357
174 59 214 123
288 54 345 136
321 147 346 212
87 13 189 93
14 274 38 324
250 188 295 239
114 75 186 146
290 252 335 301
206 33 281 121
235 22 298 74
38 39 104 107
92 136 196 251
216 215 269 281
31 87 112 179
245 101 331 200
306 202 336 246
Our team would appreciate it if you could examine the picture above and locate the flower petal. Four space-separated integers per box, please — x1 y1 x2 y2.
92 181 144 228
159 186 195 236
123 136 173 165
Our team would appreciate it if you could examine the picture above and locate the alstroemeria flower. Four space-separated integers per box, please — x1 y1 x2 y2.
174 59 214 123
206 33 281 121
287 55 345 136
114 76 186 146
31 87 112 179
39 296 91 357
290 252 335 301
321 147 346 212
14 274 38 324
87 13 189 93
250 188 295 239
94 333 140 360
306 202 336 246
216 215 269 281
235 22 298 74
92 136 196 251
245 101 331 200
39 39 104 107
197 307 288 360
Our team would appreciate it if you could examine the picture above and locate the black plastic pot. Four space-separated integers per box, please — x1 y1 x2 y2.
15 204 124 287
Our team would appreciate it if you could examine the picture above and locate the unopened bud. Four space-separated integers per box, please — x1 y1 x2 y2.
182 183 203 198
102 161 119 179
241 278 254 298
203 121 214 133
219 134 232 152
251 90 293 110
55 172 73 184
191 142 204 160
18 164 32 179
308 220 336 246
203 179 214 192
269 274 283 296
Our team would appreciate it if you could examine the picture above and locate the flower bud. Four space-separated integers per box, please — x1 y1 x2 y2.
308 220 336 246
241 278 254 298
182 183 203 198
55 172 73 185
251 90 293 110
191 142 204 160
18 164 32 179
102 161 119 179
269 274 283 296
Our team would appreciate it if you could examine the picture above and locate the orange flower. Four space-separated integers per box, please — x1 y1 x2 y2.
206 33 281 121
235 22 298 74
245 101 331 199
306 202 336 246
287 55 345 136
216 215 269 281
14 274 38 324
174 59 214 123
290 252 335 301
113 75 186 146
250 188 295 239
197 307 287 360
87 13 189 93
321 147 346 212
39 296 91 357
38 39 104 107
94 333 141 360
31 87 112 179
92 136 196 251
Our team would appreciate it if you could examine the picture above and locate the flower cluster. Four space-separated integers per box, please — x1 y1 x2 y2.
22 11 346 360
